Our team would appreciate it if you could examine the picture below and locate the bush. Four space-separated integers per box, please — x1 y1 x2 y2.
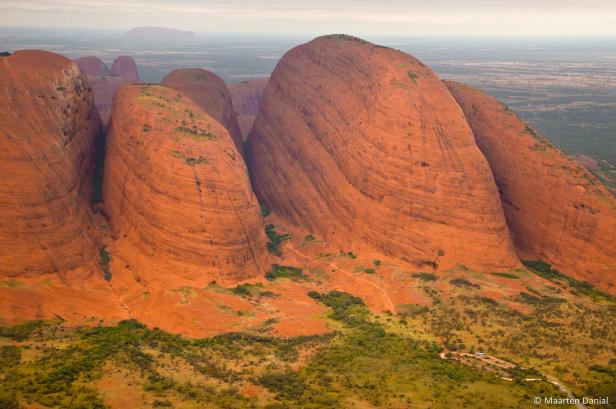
259 371 308 400
231 283 263 297
413 272 438 281
523 260 614 302
450 278 480 289
99 249 112 281
265 224 291 256
492 272 519 279
0 320 44 341
265 265 307 282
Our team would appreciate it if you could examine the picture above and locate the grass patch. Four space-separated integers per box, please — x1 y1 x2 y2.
301 234 316 246
0 321 44 341
413 272 438 281
450 278 480 289
492 272 519 279
230 283 264 297
265 264 308 282
522 260 614 302
338 250 357 259
353 266 377 274
184 156 208 166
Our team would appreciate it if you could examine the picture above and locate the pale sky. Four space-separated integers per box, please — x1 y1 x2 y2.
1 0 616 36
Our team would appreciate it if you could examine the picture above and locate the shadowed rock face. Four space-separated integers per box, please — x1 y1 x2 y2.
228 77 269 139
103 85 269 284
0 50 102 276
110 55 140 82
247 35 519 272
447 81 616 293
161 68 243 152
75 55 141 124
74 56 110 76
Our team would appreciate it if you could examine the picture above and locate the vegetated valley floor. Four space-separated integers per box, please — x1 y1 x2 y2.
1 216 615 408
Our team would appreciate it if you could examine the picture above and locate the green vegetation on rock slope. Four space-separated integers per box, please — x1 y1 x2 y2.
0 290 576 409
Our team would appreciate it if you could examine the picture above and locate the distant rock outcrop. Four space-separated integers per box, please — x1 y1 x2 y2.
103 85 268 285
447 81 616 292
229 77 269 139
110 55 140 82
123 27 197 42
74 55 110 76
247 35 519 272
75 55 141 124
161 68 243 152
0 50 102 276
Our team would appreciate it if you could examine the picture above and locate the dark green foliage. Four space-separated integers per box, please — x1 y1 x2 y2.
265 224 290 256
373 259 381 267
516 292 564 306
260 204 270 217
450 278 480 289
407 70 419 83
523 260 614 302
265 264 307 282
309 291 368 325
338 250 357 259
259 371 308 400
413 272 438 281
143 124 152 132
492 272 519 279
0 320 44 341
0 345 21 368
353 266 376 274
99 248 112 281
0 51 11 57
231 283 263 297
144 372 176 393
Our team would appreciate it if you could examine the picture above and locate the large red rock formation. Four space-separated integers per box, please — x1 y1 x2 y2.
161 68 243 152
247 35 519 272
229 77 269 139
111 55 140 82
74 56 110 76
103 85 268 285
75 55 141 124
447 82 616 292
0 50 101 276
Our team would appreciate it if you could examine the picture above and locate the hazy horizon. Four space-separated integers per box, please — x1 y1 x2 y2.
1 0 616 36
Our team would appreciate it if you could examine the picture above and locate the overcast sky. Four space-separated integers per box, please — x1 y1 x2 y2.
1 0 616 36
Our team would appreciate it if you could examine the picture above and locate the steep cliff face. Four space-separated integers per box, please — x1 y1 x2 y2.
228 77 269 139
161 68 243 152
103 85 268 285
0 50 102 276
75 55 141 124
247 35 519 272
447 82 616 292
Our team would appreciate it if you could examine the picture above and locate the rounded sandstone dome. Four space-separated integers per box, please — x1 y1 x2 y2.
247 35 519 272
0 50 102 277
103 84 268 284
161 68 243 152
